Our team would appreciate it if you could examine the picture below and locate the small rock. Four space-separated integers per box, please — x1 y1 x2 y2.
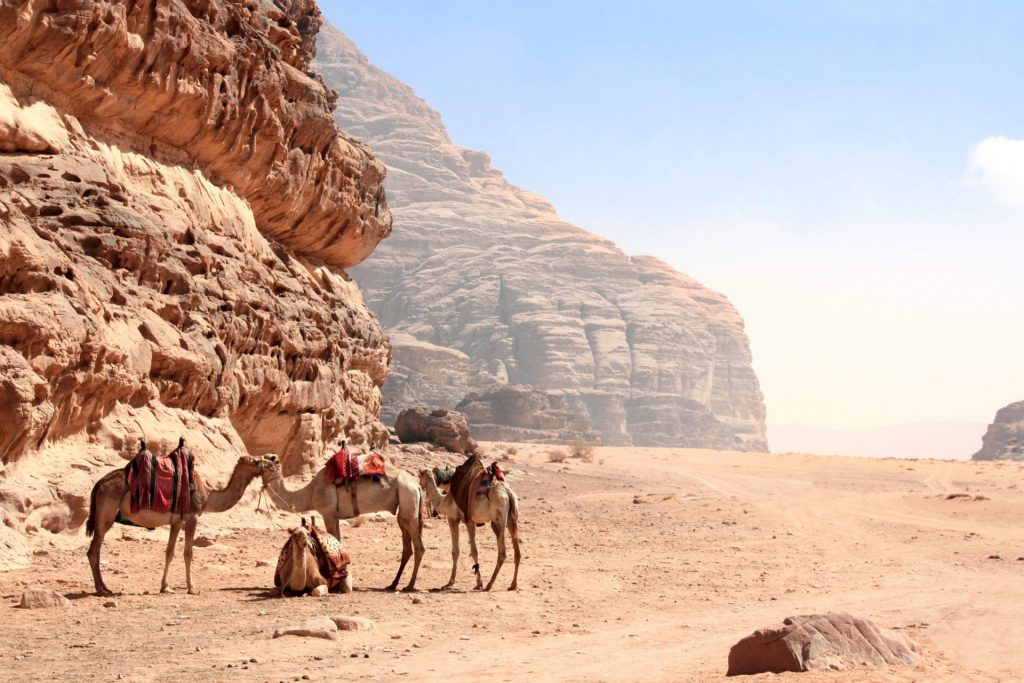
192 535 217 547
273 617 339 641
18 588 71 609
103 600 117 608
331 615 374 631
256 559 274 568
411 597 422 605
988 554 1003 560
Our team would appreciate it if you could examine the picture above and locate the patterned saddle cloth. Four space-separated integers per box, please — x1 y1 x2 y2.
328 450 388 483
125 448 193 514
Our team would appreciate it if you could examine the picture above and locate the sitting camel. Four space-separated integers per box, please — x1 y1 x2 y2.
85 454 276 596
260 454 426 592
419 468 521 591
272 518 352 597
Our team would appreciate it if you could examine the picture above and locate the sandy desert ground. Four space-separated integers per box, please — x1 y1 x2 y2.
1 444 1023 683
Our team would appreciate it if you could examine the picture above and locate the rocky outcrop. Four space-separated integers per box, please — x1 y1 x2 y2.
973 401 1024 461
394 408 476 455
0 0 392 560
314 26 767 450
727 613 922 676
456 385 595 444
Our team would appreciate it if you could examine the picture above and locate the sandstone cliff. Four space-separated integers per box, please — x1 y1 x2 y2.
314 25 767 449
973 401 1024 461
0 0 391 565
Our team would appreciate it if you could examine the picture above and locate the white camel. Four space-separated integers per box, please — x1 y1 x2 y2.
418 468 521 591
260 455 426 592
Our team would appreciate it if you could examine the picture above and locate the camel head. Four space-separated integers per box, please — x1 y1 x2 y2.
418 469 434 489
257 453 283 485
235 454 278 478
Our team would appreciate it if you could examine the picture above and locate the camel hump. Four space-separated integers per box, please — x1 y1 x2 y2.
449 453 485 522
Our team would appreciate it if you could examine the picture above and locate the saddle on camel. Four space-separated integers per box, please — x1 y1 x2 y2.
326 440 388 483
274 516 352 596
121 438 194 524
445 453 504 527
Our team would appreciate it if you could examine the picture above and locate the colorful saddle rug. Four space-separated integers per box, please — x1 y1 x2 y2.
125 448 193 515
478 462 505 495
327 449 387 482
274 518 351 592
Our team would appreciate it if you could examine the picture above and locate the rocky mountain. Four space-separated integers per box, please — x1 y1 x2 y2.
973 401 1024 460
313 25 767 450
0 0 392 565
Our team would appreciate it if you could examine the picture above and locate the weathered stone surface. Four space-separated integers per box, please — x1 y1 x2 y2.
332 615 374 631
315 26 767 450
0 2 390 474
273 616 339 640
394 408 476 455
456 385 595 444
0 2 393 551
727 612 921 676
973 401 1024 461
17 588 71 609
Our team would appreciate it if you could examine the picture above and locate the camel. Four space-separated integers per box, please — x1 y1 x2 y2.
418 468 521 591
272 519 352 598
260 454 426 592
85 454 276 596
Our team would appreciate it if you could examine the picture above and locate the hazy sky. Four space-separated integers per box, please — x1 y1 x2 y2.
321 1 1024 431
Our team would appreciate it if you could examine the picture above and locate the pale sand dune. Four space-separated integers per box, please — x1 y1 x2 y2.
1 444 1022 682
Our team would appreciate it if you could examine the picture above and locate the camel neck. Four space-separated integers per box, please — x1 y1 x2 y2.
267 469 317 512
203 462 256 513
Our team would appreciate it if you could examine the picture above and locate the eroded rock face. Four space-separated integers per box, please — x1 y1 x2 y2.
456 385 595 445
315 26 767 450
973 401 1024 461
394 408 477 455
727 612 922 676
0 1 392 553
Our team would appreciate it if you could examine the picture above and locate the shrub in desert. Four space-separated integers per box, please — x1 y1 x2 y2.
505 445 518 456
570 439 595 463
548 448 568 463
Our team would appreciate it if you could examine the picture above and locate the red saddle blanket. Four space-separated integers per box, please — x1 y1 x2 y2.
125 448 193 515
327 450 387 482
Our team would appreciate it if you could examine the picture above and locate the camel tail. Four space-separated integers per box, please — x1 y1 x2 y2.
85 476 103 537
418 489 426 534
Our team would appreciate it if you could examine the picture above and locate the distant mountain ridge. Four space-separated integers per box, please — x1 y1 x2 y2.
973 401 1024 461
314 24 768 450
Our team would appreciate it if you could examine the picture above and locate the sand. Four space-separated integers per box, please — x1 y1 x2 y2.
1 444 1022 682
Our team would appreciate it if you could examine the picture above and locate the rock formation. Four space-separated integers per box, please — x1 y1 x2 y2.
393 408 477 455
973 401 1024 461
314 25 767 450
727 612 922 676
456 385 596 445
0 0 392 564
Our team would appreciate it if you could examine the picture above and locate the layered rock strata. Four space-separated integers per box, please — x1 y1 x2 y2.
973 401 1024 461
0 0 392 564
456 385 596 445
315 25 767 450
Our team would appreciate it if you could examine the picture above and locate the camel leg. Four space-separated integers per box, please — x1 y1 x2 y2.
402 513 425 593
326 512 342 540
87 518 117 597
508 519 521 591
442 517 460 589
183 516 199 595
483 519 507 592
387 522 412 592
466 522 483 590
160 522 183 594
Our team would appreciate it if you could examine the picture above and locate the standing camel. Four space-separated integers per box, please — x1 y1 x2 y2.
260 455 426 592
418 468 521 591
85 454 275 596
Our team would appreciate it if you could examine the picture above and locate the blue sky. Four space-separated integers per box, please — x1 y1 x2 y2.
321 1 1024 436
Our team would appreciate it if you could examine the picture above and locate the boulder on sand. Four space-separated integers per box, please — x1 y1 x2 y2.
394 408 477 454
18 588 71 609
727 612 921 676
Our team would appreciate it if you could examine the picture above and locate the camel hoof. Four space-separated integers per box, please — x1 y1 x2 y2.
160 587 175 594
507 585 518 591
187 588 201 595
95 588 115 598
385 584 399 592
401 586 418 594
